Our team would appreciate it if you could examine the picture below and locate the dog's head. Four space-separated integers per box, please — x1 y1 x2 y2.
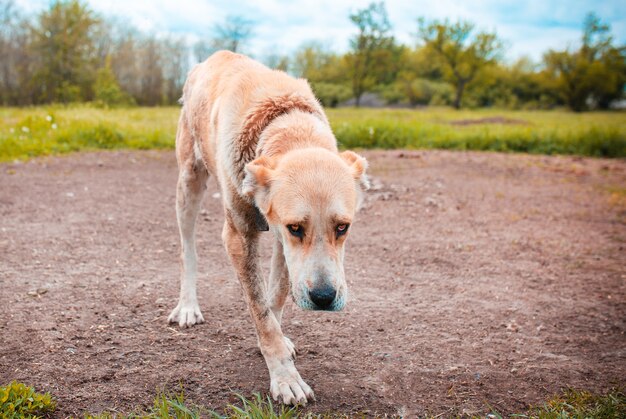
243 148 368 311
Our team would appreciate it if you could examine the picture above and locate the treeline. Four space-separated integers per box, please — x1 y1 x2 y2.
0 0 624 111
0 0 187 106
298 3 625 111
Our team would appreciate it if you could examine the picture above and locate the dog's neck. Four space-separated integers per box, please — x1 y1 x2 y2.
257 110 338 159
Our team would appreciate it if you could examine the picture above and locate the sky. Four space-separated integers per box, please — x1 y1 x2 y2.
16 0 626 63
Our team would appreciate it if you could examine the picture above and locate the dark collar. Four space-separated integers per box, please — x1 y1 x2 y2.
253 205 269 231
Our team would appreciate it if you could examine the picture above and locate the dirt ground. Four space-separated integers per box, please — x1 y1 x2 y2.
1 149 624 417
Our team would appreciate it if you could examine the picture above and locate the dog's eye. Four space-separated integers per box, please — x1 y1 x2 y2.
336 224 349 237
287 224 304 238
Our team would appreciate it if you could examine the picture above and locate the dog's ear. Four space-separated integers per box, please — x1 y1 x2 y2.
340 150 370 190
242 155 276 197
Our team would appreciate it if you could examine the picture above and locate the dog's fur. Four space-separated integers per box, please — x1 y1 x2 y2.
168 51 368 405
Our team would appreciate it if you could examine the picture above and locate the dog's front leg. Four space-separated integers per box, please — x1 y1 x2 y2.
267 240 296 358
222 218 314 405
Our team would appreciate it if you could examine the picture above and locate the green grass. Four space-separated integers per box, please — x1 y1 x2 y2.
86 392 299 419
0 105 177 162
0 381 56 418
1 382 624 418
330 108 626 157
85 390 204 418
1 106 625 162
508 388 625 419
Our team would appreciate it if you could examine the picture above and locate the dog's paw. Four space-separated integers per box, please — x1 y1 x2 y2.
269 363 314 406
283 336 296 359
168 301 204 327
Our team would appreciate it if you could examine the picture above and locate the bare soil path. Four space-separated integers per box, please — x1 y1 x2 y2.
1 150 624 417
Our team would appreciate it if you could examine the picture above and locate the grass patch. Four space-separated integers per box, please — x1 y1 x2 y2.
220 393 299 419
86 391 298 419
504 387 626 419
535 388 625 418
0 381 56 418
2 382 624 418
86 390 205 418
1 106 625 162
0 105 176 162
330 108 626 157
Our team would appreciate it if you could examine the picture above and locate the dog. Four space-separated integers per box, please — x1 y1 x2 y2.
167 50 369 405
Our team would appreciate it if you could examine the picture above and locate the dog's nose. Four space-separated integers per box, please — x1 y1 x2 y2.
309 286 336 310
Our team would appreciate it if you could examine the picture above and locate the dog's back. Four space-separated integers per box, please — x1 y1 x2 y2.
180 51 318 150
178 50 327 196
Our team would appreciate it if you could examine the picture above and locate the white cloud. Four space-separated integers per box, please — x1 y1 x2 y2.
13 0 626 62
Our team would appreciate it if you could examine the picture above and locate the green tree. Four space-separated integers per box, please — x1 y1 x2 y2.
505 58 555 108
346 1 394 106
543 13 625 111
292 42 346 82
31 0 100 103
292 42 351 107
384 46 449 106
264 51 289 72
94 56 134 107
417 18 503 109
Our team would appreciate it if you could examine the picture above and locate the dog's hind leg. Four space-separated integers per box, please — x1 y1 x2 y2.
267 240 296 357
169 116 209 327
222 216 313 405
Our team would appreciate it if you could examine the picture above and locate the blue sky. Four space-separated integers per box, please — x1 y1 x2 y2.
17 0 626 62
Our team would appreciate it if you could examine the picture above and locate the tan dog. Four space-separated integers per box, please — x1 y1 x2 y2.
167 51 369 405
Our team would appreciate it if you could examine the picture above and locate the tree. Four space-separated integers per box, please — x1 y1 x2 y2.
346 2 394 106
136 35 164 105
192 15 254 62
292 42 344 82
292 42 351 107
31 0 100 103
418 18 502 109
162 36 189 104
94 55 134 107
212 15 254 53
0 0 33 105
263 50 289 72
543 13 625 111
193 39 216 62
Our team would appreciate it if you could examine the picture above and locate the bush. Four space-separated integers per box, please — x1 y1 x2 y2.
0 381 56 418
54 81 82 104
94 61 135 108
377 83 406 105
310 82 352 107
376 79 455 106
411 78 453 106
